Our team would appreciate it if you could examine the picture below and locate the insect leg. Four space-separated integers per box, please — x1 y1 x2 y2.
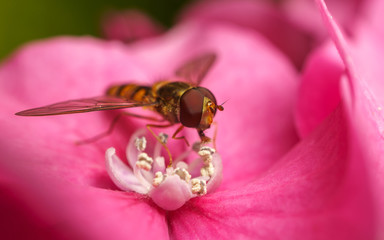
146 123 174 166
212 121 218 150
197 129 212 144
171 125 190 146
76 112 164 145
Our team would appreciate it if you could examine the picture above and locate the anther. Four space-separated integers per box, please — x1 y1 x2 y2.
152 172 164 187
136 152 153 171
191 178 207 195
200 163 215 177
135 137 147 151
199 146 216 154
174 168 191 183
198 146 216 164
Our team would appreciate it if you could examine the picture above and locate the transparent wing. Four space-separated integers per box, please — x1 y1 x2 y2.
175 53 216 86
15 96 158 116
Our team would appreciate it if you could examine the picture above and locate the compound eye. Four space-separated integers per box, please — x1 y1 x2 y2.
196 87 217 114
179 89 204 128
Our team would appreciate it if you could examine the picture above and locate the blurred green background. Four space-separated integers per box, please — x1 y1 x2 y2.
0 0 191 60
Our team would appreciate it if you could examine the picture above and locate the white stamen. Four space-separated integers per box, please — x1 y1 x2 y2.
202 153 213 164
174 168 191 183
136 161 151 171
136 152 153 171
200 162 215 177
198 146 216 164
106 129 223 211
191 178 207 195
200 146 216 154
135 137 147 151
199 146 216 155
152 171 164 187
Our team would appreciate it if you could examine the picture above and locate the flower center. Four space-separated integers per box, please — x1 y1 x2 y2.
105 129 223 211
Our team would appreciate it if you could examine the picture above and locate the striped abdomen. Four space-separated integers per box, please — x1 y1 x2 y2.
106 84 155 103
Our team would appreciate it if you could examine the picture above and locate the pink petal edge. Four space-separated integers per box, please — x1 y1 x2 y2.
150 175 193 211
105 147 149 194
316 0 384 237
295 42 344 137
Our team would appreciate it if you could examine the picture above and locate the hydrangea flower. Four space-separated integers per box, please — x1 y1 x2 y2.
0 0 383 239
0 20 298 239
106 129 223 211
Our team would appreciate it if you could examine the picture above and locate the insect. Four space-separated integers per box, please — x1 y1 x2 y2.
15 53 224 158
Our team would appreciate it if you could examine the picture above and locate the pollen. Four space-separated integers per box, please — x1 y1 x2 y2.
201 162 215 177
191 178 207 195
199 146 216 155
153 171 164 187
135 136 147 151
198 146 216 176
136 152 153 171
174 168 191 183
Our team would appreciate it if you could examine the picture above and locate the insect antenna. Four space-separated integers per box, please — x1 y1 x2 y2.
217 98 229 111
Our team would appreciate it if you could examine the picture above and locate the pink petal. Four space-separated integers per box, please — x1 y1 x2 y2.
206 27 298 188
179 0 313 67
0 160 168 240
0 38 167 239
364 0 384 37
340 74 384 238
0 37 150 106
105 147 148 194
305 0 384 236
101 10 163 43
169 108 374 239
150 175 193 211
283 0 365 41
0 37 153 189
294 0 366 137
295 42 344 137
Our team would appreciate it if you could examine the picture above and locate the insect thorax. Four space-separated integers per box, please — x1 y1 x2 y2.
153 81 192 124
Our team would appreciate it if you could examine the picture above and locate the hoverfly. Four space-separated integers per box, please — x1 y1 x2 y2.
15 53 224 158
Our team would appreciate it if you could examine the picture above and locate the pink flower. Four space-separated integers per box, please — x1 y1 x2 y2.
0 0 382 239
0 21 298 239
105 129 223 211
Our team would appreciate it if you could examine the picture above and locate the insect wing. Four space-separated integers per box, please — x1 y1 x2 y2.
15 96 157 116
175 53 216 86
